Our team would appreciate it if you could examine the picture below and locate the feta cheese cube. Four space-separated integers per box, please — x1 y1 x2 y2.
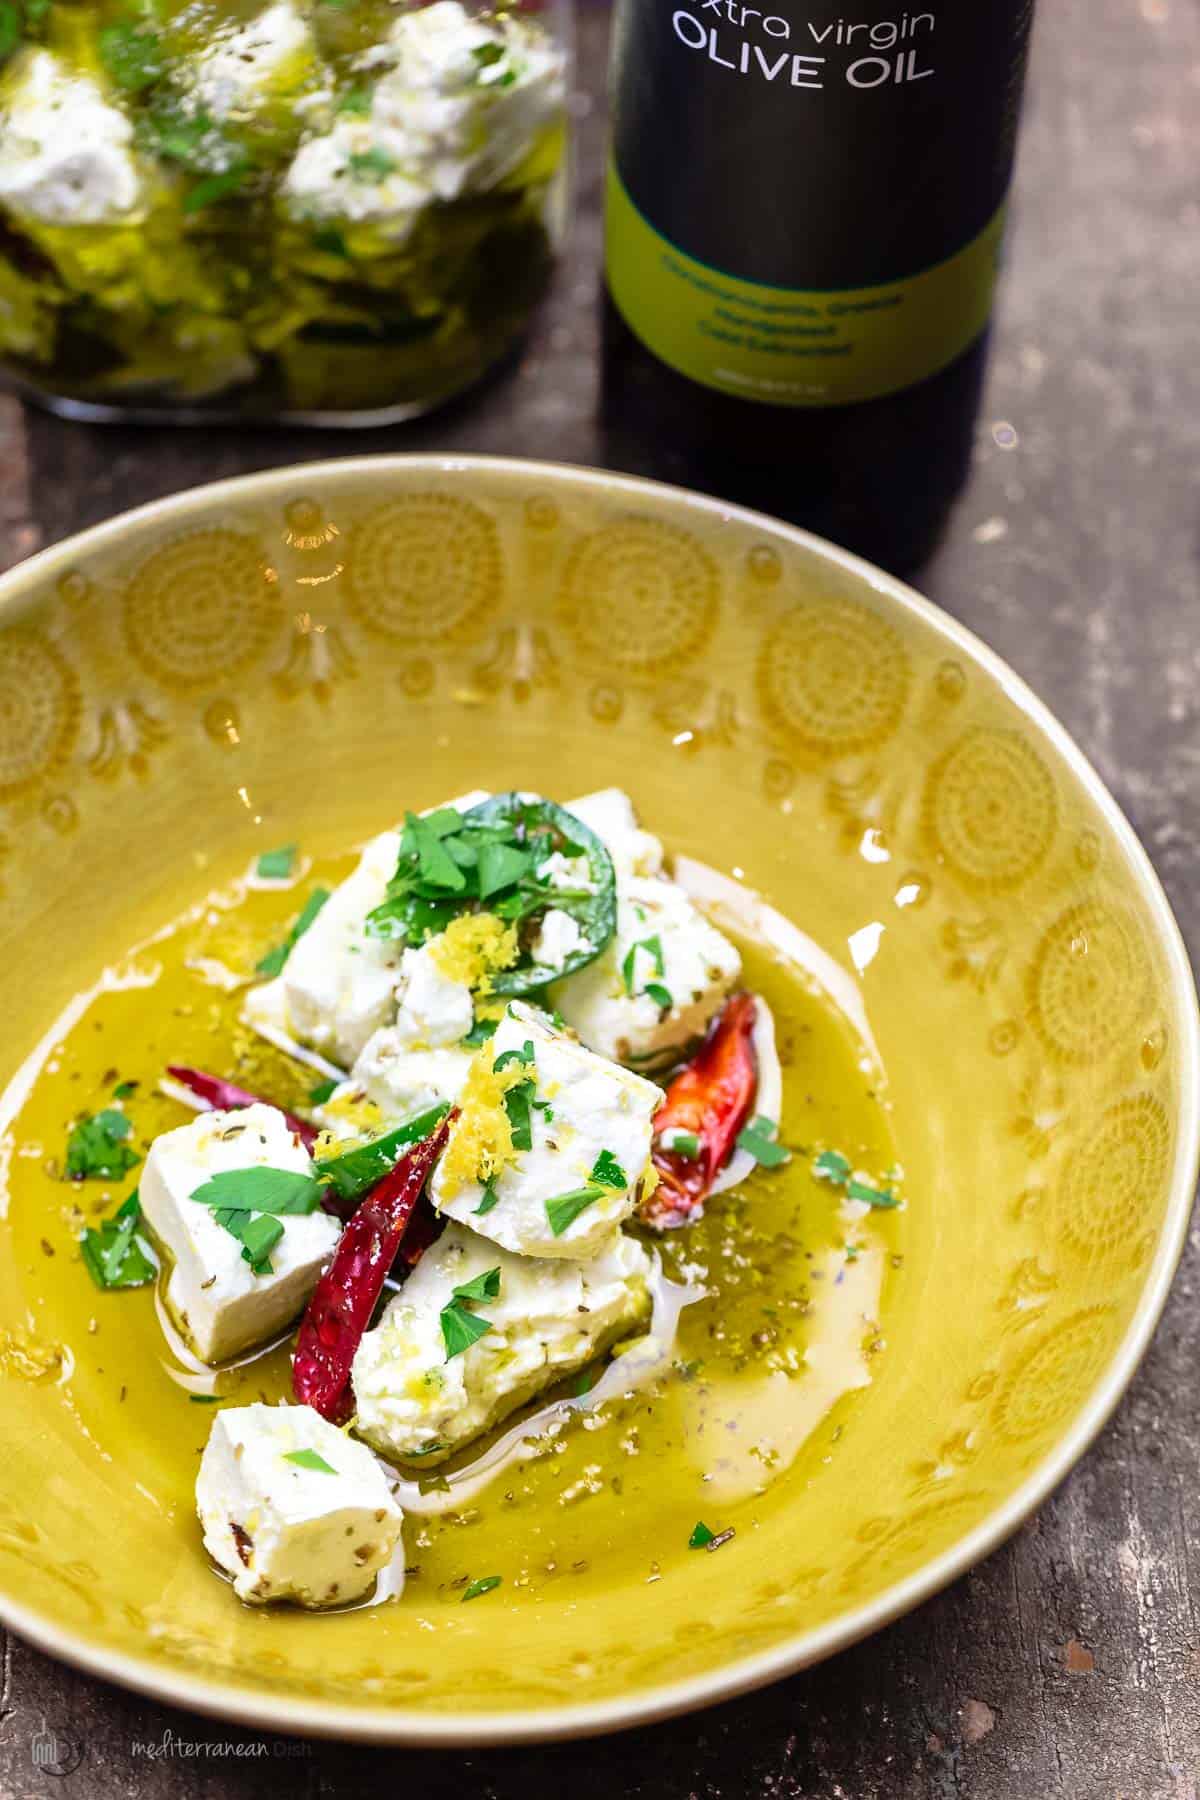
530 905 587 972
0 50 143 225
350 1032 474 1123
430 1002 661 1259
196 1402 402 1607
565 788 665 880
552 874 741 1067
352 1224 652 1465
190 0 315 121
247 829 402 1069
140 1104 339 1365
391 942 473 1049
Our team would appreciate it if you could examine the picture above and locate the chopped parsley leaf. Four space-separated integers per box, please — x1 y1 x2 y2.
440 1268 501 1360
473 1183 500 1216
98 21 164 93
190 1167 324 1217
735 1115 791 1169
590 1149 628 1190
256 886 330 977
112 1079 138 1101
644 981 673 1012
846 1177 900 1210
336 83 372 116
621 933 665 997
661 1129 701 1160
256 843 297 880
545 1150 630 1235
813 1149 852 1186
451 1267 501 1304
184 162 251 213
80 1192 155 1291
545 1186 600 1237
283 1448 337 1474
689 1521 715 1549
308 1077 339 1105
348 147 398 184
461 1574 502 1601
188 1394 220 1404
462 1015 499 1047
66 1109 141 1181
493 1040 535 1073
440 1301 493 1360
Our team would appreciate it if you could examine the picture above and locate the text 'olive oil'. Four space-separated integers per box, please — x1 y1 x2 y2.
602 0 1036 571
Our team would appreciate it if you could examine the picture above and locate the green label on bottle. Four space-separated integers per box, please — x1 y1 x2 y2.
606 164 1006 408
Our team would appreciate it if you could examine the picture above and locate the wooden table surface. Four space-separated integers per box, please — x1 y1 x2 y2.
1 0 1197 1794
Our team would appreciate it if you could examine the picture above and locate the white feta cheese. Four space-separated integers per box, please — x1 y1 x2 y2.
350 1032 473 1123
0 50 143 225
282 0 564 228
565 788 665 880
352 1223 652 1465
391 942 473 1049
431 1002 662 1259
140 1104 339 1365
196 1402 403 1607
530 905 587 972
189 0 315 122
552 874 741 1067
246 829 402 1069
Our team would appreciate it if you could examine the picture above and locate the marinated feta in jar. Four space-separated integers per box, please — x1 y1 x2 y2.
0 0 568 419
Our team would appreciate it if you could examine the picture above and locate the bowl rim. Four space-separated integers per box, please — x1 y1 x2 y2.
1 453 1196 1745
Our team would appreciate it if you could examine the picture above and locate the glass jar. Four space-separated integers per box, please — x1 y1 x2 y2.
0 0 571 423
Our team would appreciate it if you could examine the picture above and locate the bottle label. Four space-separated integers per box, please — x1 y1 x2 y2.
607 0 1034 407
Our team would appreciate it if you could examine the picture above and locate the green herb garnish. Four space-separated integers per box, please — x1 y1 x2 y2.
644 982 673 1012
256 843 297 880
689 1521 715 1549
98 21 164 92
308 1077 339 1105
256 886 330 978
67 1109 141 1182
846 1178 900 1210
440 1268 501 1360
80 1192 155 1290
621 933 665 996
315 1103 449 1202
0 3 21 60
735 1115 791 1169
189 1394 220 1404
590 1149 628 1190
112 1079 138 1101
184 161 251 212
283 1448 337 1474
545 1152 628 1237
349 147 397 184
813 1149 852 1186
364 794 616 993
462 1015 499 1047
336 83 372 116
190 1166 325 1216
661 1129 701 1160
461 1574 502 1601
473 1183 500 1216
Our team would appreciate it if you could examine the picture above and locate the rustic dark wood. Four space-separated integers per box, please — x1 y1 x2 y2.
1 0 1198 1793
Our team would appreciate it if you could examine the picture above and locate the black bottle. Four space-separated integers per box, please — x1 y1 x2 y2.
602 0 1036 574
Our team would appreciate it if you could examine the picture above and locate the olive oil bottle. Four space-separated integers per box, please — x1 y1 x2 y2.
602 1 1036 572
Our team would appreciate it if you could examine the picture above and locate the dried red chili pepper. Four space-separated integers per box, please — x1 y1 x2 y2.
643 992 758 1230
165 1064 318 1152
292 1116 452 1423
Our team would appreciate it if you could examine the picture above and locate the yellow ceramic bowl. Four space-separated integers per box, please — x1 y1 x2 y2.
0 457 1195 1743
